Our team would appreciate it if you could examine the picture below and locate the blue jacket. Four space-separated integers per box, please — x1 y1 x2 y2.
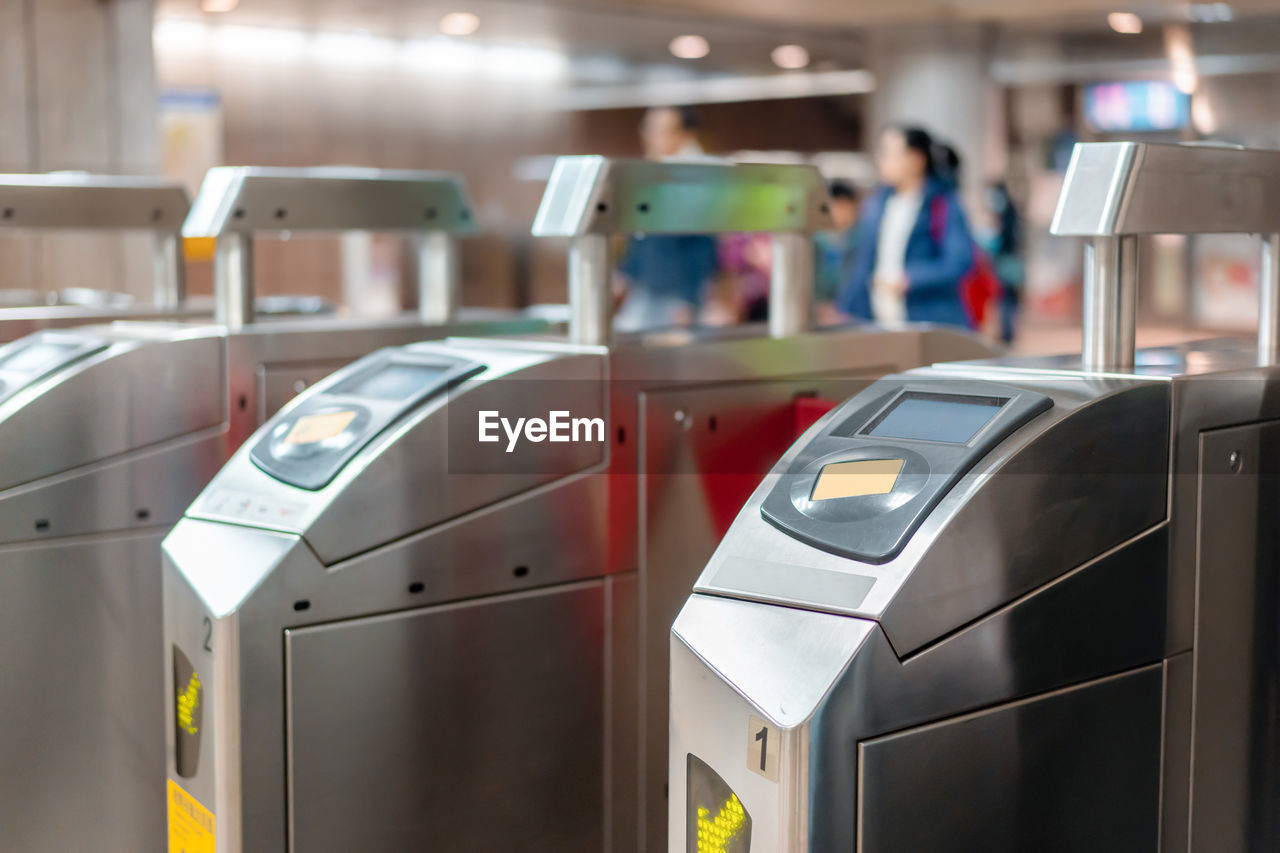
618 234 719 307
838 179 974 328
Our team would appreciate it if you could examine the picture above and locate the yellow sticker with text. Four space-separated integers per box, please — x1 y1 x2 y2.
168 778 215 853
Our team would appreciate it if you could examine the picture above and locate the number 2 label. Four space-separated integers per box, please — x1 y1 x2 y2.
748 715 779 782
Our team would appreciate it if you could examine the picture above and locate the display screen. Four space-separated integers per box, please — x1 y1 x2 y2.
811 458 904 501
687 754 751 853
865 393 1004 444
1084 81 1190 132
284 410 358 445
0 341 77 374
338 363 447 401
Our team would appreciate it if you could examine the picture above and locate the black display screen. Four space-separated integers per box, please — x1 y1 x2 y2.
336 363 448 401
864 392 1005 444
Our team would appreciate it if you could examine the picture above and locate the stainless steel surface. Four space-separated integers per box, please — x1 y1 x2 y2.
187 166 477 329
0 172 189 309
285 582 607 852
0 531 170 853
163 324 995 853
1260 235 1280 365
768 233 812 338
1051 142 1280 237
858 666 1163 852
1083 235 1139 371
568 233 612 345
693 371 1170 655
530 156 831 238
670 332 1280 851
0 173 188 231
183 166 474 235
1054 141 1280 371
413 231 459 324
1186 423 1280 851
214 231 255 330
535 155 829 345
152 231 187 310
0 323 548 853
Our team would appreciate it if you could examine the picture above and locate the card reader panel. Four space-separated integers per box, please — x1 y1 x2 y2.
250 350 484 490
761 380 1052 563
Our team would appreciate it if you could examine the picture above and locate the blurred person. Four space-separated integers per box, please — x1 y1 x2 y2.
614 106 720 330
935 142 963 190
839 125 974 328
976 182 1025 344
718 232 772 322
814 180 861 324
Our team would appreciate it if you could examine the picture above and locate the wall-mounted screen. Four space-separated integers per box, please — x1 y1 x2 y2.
1084 81 1190 132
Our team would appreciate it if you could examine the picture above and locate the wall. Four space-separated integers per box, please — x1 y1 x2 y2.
157 47 866 308
0 0 161 302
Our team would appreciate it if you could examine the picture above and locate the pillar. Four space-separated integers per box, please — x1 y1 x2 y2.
0 0 161 303
868 23 1002 206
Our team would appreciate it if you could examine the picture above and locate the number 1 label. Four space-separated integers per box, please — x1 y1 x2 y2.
747 715 779 782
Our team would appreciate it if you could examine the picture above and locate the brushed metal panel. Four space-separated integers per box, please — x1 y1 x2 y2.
880 379 1169 655
859 666 1163 853
1160 651 1192 853
0 331 225 490
1189 422 1280 852
0 173 187 230
0 531 167 853
639 375 874 850
0 429 224 543
1052 142 1280 237
532 157 831 237
285 582 607 853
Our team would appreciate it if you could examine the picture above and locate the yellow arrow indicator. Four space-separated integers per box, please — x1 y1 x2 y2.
696 792 748 852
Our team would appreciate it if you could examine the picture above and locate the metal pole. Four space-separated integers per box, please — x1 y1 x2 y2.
151 231 186 310
568 234 612 346
1081 235 1139 372
768 233 814 338
214 232 255 331
1259 234 1280 365
414 232 460 325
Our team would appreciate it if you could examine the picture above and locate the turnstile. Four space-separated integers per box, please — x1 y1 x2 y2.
160 157 996 853
0 168 549 853
0 173 204 339
669 142 1280 852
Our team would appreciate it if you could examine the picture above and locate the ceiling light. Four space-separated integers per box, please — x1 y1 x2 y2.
1108 12 1144 34
439 12 480 37
1166 23 1198 94
201 0 239 11
771 44 810 70
669 35 710 60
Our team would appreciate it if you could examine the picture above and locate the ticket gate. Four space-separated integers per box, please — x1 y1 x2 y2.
161 156 996 853
0 173 203 339
669 141 1280 852
0 168 549 853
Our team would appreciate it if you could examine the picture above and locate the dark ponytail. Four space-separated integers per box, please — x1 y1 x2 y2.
886 124 937 177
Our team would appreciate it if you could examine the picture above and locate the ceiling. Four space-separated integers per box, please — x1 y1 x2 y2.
155 0 1280 79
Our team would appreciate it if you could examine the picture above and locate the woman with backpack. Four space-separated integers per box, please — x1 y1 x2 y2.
838 124 976 329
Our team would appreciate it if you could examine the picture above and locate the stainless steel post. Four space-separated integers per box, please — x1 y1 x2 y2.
568 234 612 346
1259 234 1280 365
414 231 460 325
769 233 814 338
151 231 186 309
1082 235 1139 372
214 232 255 330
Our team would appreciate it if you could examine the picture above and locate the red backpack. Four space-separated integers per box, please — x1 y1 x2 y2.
929 195 1001 330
